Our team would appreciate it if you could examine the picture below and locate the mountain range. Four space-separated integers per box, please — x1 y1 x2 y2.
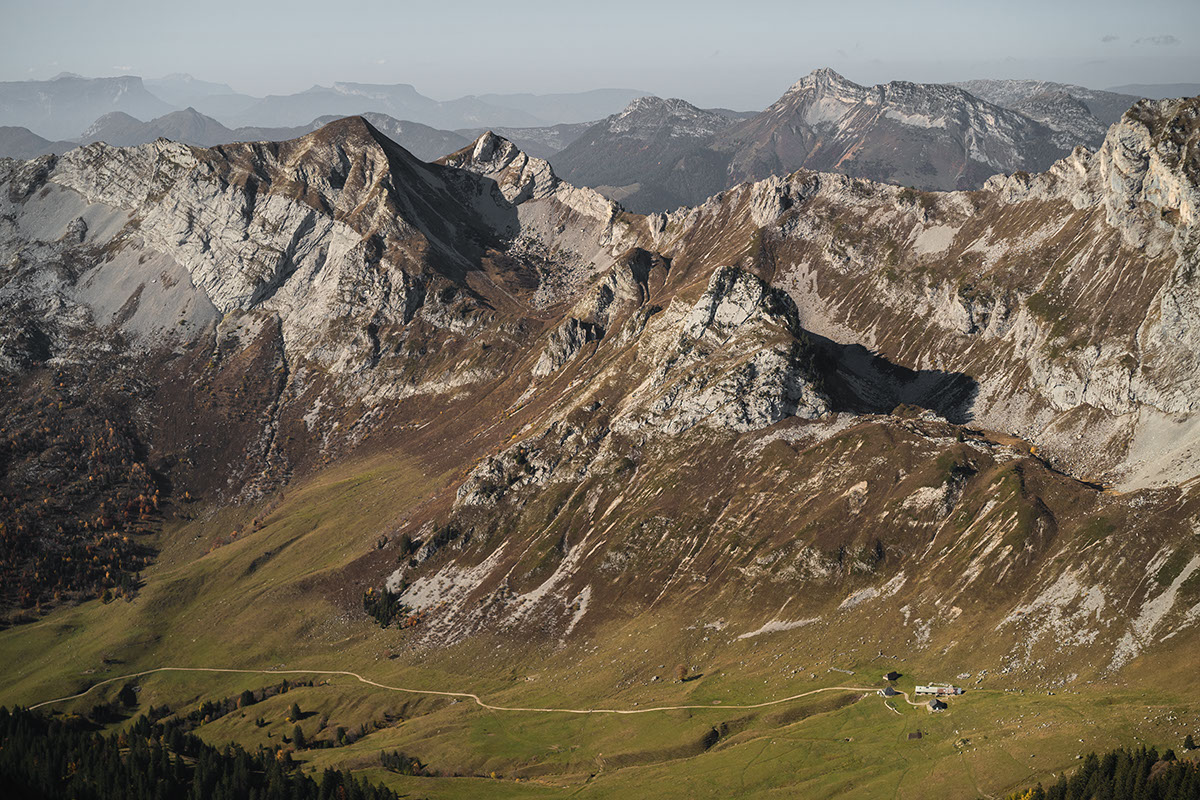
552 68 1117 212
3 70 1181 216
71 108 472 162
214 84 650 130
0 73 648 142
1 70 1199 798
3 94 1199 643
143 73 243 109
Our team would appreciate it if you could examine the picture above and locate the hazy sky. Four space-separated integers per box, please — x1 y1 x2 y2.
4 0 1198 107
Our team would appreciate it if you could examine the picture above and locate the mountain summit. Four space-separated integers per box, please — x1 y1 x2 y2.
551 96 740 210
723 68 1063 189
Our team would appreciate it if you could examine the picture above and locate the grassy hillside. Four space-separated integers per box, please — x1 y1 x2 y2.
2 439 1198 800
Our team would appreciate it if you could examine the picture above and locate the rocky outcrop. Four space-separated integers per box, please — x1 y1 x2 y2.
617 266 829 434
6 153 58 202
984 98 1200 232
531 248 671 377
444 129 620 229
532 317 604 377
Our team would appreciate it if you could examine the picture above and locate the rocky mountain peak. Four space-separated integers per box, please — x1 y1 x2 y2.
605 96 732 139
470 129 514 163
300 113 392 151
174 106 209 119
618 95 698 116
779 69 1027 122
715 68 1064 192
785 67 861 95
769 69 877 126
439 130 560 204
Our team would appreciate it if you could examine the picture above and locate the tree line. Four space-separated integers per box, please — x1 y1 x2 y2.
1007 745 1200 800
0 706 401 800
0 365 158 620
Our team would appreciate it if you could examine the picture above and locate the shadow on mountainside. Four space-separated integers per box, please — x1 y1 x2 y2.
809 334 978 424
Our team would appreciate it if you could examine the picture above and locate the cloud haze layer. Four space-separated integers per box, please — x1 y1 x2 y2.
2 0 1196 109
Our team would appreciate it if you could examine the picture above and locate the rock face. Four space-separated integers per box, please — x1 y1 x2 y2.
623 266 829 434
306 114 471 161
49 123 445 375
4 98 1200 683
532 317 603 377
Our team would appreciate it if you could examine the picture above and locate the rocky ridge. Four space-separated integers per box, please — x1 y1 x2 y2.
954 78 1141 133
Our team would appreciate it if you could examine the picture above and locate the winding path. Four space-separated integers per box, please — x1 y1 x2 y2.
28 666 918 715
